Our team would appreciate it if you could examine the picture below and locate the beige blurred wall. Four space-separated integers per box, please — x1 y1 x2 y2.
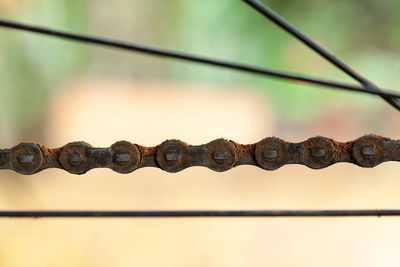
0 80 400 266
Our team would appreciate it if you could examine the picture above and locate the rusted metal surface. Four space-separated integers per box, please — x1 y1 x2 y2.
0 135 399 175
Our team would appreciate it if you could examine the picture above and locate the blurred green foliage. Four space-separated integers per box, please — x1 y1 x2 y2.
0 0 90 142
166 0 400 119
0 0 399 141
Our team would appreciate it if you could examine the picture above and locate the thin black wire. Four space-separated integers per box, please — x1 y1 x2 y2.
1 210 400 218
243 0 400 111
0 19 399 99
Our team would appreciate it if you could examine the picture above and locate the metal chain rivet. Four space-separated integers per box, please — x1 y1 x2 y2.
18 153 34 165
263 149 278 160
114 151 131 164
165 149 180 162
68 152 83 166
212 150 228 163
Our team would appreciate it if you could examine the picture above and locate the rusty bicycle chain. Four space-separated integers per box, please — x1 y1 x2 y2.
0 135 399 175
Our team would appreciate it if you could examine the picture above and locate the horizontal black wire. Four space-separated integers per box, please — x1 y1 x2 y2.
1 210 400 218
243 0 400 110
0 19 399 99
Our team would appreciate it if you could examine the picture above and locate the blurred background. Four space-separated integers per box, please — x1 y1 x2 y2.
0 0 399 266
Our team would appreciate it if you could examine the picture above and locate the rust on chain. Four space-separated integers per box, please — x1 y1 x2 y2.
0 134 399 175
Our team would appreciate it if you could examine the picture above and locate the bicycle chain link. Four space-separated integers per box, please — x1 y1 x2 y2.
0 135 399 175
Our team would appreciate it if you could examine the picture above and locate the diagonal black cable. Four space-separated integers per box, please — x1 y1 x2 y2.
243 0 400 111
0 19 400 99
1 210 400 218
